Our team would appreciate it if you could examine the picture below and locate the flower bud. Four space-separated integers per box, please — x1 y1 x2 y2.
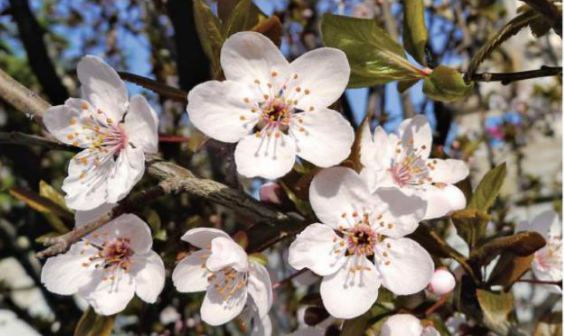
427 269 456 296
259 182 284 205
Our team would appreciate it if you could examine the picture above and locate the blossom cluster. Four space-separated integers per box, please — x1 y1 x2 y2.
41 31 558 336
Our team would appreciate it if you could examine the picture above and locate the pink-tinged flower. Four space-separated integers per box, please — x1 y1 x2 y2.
259 182 284 205
360 115 469 220
187 32 354 179
172 228 273 326
288 167 434 319
44 56 159 211
427 268 456 296
41 212 165 315
381 314 439 336
516 210 562 293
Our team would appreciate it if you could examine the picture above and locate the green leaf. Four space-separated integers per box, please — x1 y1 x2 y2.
467 163 507 212
397 79 420 93
469 231 546 268
223 0 266 38
451 209 491 249
423 65 473 102
321 14 427 88
534 311 562 336
74 308 115 336
193 0 224 71
9 187 72 220
476 289 514 336
342 310 371 336
252 16 283 47
39 180 70 211
487 252 535 290
401 0 428 65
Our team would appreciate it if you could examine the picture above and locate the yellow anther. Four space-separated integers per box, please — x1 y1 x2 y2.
69 118 77 125
271 71 278 77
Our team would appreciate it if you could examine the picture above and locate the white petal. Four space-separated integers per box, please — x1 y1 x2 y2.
378 238 434 295
187 80 261 143
422 326 441 336
291 108 354 168
287 48 350 109
371 188 427 238
93 214 153 254
320 256 380 319
248 262 273 318
530 210 560 239
419 184 466 220
63 149 115 211
360 125 392 172
172 250 212 293
180 227 230 249
399 115 432 160
124 95 159 154
75 203 116 227
220 32 289 86
359 166 394 193
81 272 136 316
43 98 100 147
234 133 297 179
381 314 423 336
251 312 272 336
40 242 97 295
288 223 346 276
206 236 249 273
309 167 371 230
77 55 128 120
427 159 469 184
133 250 165 303
106 146 145 203
200 285 247 326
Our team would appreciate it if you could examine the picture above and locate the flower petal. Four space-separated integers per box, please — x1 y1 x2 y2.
81 272 136 316
320 256 380 319
248 262 273 318
399 115 432 160
378 238 434 295
360 125 392 172
309 167 372 230
187 80 261 143
291 108 354 168
419 184 466 220
234 133 297 179
77 55 128 121
133 250 165 303
92 214 153 254
371 188 427 238
63 149 115 211
530 210 560 239
75 203 116 227
288 223 346 276
43 98 100 147
40 242 97 295
206 236 249 273
287 48 350 109
221 32 289 87
200 284 247 326
180 228 230 249
427 159 469 184
172 250 212 293
124 95 159 154
381 314 423 336
106 146 145 203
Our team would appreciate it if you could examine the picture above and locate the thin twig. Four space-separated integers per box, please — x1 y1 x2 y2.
118 71 188 103
515 279 562 286
469 66 562 85
272 269 309 290
0 131 77 152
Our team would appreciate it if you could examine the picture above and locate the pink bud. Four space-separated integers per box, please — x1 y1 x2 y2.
259 182 283 205
428 269 456 296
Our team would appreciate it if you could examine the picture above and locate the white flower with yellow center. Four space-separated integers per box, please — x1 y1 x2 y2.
288 167 434 319
516 210 562 293
381 314 440 336
40 209 165 316
187 32 354 179
44 55 159 211
172 228 273 326
360 115 469 220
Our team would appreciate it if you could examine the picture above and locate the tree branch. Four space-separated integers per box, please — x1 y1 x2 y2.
117 71 188 103
469 66 562 85
0 131 76 152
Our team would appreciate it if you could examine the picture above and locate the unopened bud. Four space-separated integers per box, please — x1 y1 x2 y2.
259 182 284 205
427 268 456 296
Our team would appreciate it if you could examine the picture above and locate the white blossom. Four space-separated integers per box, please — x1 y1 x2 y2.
427 268 456 296
41 210 165 315
172 228 273 326
44 55 159 211
360 115 469 220
288 167 434 319
516 210 562 293
187 32 354 179
381 314 440 336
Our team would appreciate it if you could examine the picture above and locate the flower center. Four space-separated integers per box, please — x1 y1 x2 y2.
81 236 134 281
257 98 292 131
346 225 378 257
389 140 434 187
207 267 248 302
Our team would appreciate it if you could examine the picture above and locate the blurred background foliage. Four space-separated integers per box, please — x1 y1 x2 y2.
0 0 561 335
